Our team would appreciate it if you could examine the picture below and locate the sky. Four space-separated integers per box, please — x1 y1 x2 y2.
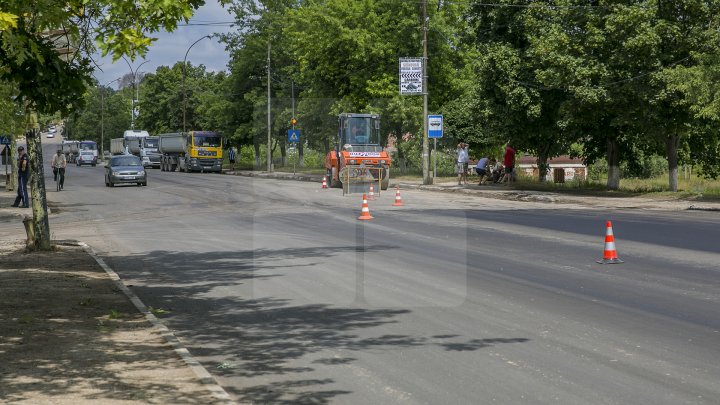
92 0 236 87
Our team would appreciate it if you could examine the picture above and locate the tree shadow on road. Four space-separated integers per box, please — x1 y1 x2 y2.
101 244 531 404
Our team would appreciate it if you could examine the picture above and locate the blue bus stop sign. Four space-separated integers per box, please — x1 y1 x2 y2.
0 136 10 145
288 129 301 143
428 115 443 138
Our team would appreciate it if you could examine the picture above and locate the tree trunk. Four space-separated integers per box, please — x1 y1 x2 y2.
665 135 679 192
25 125 51 251
253 137 261 169
537 154 549 182
280 138 287 167
606 138 621 190
9 137 18 191
298 140 304 167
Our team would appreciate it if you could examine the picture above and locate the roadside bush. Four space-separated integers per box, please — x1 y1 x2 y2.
622 154 667 179
588 160 607 181
302 148 325 168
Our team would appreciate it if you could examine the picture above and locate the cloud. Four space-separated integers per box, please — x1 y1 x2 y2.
93 0 235 87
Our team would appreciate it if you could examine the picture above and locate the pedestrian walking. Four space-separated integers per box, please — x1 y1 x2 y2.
228 146 237 170
501 143 516 184
12 146 29 208
456 142 469 185
51 149 67 190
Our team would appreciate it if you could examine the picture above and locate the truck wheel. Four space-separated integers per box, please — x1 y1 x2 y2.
381 178 389 190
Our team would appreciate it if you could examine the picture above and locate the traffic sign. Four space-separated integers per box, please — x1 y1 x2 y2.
287 129 301 143
428 115 443 138
0 136 10 145
399 57 423 95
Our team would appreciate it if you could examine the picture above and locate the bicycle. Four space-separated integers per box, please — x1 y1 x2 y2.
53 167 65 191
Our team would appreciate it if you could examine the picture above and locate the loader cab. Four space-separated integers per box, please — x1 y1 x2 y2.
339 113 381 149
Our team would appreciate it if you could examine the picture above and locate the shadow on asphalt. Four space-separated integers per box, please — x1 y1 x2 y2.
106 245 531 404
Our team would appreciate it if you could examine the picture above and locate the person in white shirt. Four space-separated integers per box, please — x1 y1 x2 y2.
51 149 67 190
456 142 469 185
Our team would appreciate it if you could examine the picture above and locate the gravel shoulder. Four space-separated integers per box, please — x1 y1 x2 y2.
0 197 225 404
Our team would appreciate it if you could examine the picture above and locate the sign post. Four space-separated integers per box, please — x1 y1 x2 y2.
287 129 300 175
428 115 443 178
1 136 10 188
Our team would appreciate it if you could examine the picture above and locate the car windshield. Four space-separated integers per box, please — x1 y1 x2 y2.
112 156 142 167
81 151 93 155
193 134 221 147
144 138 158 148
80 142 97 151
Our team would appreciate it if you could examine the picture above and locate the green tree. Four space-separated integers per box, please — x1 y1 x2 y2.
0 0 217 250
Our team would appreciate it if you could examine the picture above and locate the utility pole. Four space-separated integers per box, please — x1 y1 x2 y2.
122 58 150 130
422 0 431 185
101 77 121 159
267 40 272 172
183 36 210 134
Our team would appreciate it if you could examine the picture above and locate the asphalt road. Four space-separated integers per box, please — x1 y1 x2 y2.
42 137 720 404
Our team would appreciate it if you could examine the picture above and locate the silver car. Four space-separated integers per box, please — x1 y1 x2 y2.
105 155 147 187
77 150 97 167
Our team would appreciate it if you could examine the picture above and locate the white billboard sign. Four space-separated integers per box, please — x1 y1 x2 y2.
399 57 423 95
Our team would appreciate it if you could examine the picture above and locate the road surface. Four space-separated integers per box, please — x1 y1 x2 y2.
42 138 720 404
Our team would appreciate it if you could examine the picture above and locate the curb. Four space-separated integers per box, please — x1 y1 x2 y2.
76 241 237 405
222 170 720 211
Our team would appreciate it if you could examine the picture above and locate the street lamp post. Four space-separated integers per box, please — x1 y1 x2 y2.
122 58 151 129
101 77 121 159
183 35 211 134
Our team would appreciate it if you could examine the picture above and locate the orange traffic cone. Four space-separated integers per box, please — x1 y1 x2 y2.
357 194 373 220
597 221 623 264
392 186 404 207
322 176 328 189
368 183 376 200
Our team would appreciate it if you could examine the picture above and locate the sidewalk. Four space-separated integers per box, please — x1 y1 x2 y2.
226 169 720 212
0 193 232 404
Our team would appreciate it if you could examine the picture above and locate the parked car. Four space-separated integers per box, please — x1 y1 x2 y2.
46 132 55 138
105 155 147 187
77 150 97 167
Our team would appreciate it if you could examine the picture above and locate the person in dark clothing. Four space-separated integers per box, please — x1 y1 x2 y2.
12 146 29 208
228 146 237 170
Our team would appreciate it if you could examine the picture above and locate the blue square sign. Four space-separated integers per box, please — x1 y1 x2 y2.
288 129 301 143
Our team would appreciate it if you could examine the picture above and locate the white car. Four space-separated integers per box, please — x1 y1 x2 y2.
77 151 97 167
46 132 55 138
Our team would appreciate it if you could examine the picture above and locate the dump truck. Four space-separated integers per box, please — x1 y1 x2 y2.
158 131 223 173
141 136 161 168
111 130 149 158
325 113 390 190
110 138 127 155
61 140 79 163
